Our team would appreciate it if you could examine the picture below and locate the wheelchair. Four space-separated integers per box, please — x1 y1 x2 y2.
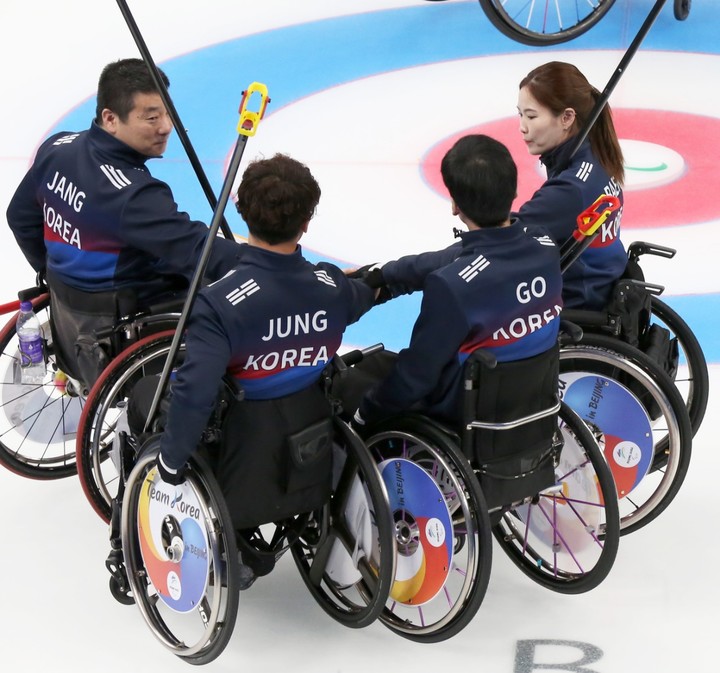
0 279 181 480
559 333 692 535
100 356 395 664
563 241 707 438
560 241 699 534
76 330 180 521
475 0 690 47
351 341 620 643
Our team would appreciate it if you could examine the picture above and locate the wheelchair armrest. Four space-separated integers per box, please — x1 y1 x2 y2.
328 343 386 384
221 375 245 402
464 351 497 400
558 318 584 345
340 342 385 368
617 278 665 297
145 297 186 316
467 349 497 370
330 353 349 380
92 324 117 340
627 240 676 262
114 298 183 327
17 285 47 302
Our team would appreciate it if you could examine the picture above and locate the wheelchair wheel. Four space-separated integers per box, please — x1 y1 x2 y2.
0 294 84 479
76 330 180 522
559 333 692 535
121 440 239 664
493 402 620 593
364 416 493 643
651 296 708 436
291 418 396 628
478 0 616 46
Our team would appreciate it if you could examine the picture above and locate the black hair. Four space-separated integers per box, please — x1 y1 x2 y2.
440 134 517 227
95 58 169 123
236 154 321 245
520 61 624 184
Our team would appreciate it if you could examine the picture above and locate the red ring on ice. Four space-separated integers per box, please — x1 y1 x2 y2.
420 109 720 229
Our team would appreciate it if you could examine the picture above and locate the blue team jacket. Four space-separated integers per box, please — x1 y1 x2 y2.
7 121 241 304
514 139 627 310
159 244 376 470
363 223 563 424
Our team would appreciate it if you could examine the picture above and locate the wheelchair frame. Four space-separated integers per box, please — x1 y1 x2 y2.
0 292 80 479
476 0 690 47
558 332 692 535
364 415 493 643
104 393 396 662
118 444 241 664
76 329 184 522
563 240 708 439
492 401 619 593
0 285 181 481
650 293 706 435
356 344 620 643
555 236 702 537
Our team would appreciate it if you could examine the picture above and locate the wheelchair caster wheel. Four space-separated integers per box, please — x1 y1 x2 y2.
109 576 134 605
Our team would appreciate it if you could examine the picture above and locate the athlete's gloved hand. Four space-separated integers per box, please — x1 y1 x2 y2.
347 263 392 305
157 452 186 486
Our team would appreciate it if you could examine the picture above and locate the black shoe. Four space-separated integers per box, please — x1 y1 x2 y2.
237 533 277 577
237 559 257 591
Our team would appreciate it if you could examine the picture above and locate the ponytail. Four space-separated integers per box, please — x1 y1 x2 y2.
520 62 624 185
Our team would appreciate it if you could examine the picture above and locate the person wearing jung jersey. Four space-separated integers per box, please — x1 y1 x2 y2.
6 57 242 307
347 134 563 428
156 153 376 484
154 153 378 586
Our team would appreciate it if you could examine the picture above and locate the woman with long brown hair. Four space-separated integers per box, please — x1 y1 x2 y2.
515 61 626 310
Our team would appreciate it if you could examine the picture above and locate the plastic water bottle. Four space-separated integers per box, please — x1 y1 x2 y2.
16 301 46 385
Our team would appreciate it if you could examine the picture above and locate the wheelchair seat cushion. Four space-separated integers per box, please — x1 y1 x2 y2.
216 384 334 530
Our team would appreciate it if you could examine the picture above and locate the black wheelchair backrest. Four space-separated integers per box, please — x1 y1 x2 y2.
461 345 560 509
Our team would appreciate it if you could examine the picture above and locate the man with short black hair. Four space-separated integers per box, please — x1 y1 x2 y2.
352 134 564 426
6 58 242 384
7 57 241 306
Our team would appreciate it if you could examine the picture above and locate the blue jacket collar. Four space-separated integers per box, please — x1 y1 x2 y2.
541 137 591 177
88 120 152 165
